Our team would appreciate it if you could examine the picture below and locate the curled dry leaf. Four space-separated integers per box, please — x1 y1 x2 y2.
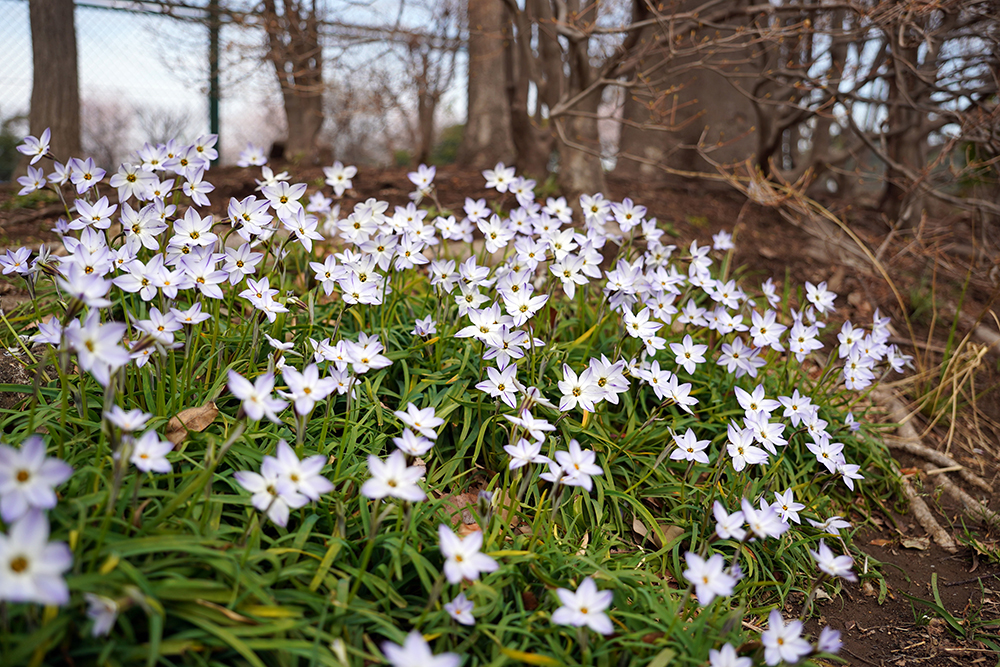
632 517 684 549
166 401 219 446
901 536 931 551
438 488 521 532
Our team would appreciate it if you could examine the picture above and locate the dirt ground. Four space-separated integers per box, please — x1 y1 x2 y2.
1 163 999 665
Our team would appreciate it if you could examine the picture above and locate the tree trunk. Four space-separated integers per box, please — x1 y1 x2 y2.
263 0 325 163
556 87 606 199
27 0 80 164
458 0 515 169
879 36 930 222
415 50 436 165
616 0 756 189
503 1 551 177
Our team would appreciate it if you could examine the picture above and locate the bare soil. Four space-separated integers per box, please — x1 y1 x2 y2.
1 163 999 665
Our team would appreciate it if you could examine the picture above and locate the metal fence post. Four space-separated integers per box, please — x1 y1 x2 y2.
208 0 220 165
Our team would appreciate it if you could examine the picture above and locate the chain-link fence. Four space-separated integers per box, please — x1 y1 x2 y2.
0 0 283 178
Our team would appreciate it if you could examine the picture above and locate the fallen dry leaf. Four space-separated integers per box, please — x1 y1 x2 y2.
440 491 480 527
576 532 590 556
196 599 255 624
632 517 684 549
869 538 893 547
439 489 521 531
901 536 931 551
166 402 219 446
457 522 482 536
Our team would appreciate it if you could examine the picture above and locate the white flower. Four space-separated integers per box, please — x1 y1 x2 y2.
772 488 805 525
104 406 153 433
726 423 769 472
669 334 708 375
809 539 857 581
761 609 812 666
280 364 336 416
444 592 476 626
67 312 131 386
270 440 334 501
504 438 551 470
805 280 837 314
228 370 288 423
551 577 614 635
234 457 308 528
709 643 752 667
438 524 499 584
683 552 737 606
393 403 445 440
392 429 434 457
713 501 747 541
17 128 50 164
382 631 459 667
741 498 789 539
130 430 173 474
554 439 604 491
671 428 710 464
0 436 73 523
808 515 852 535
360 451 426 502
557 364 601 413
0 510 72 605
85 593 119 636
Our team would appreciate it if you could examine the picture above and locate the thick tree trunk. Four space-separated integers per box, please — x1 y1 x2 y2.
616 1 756 188
28 0 80 163
416 91 436 165
282 90 324 161
458 0 515 169
503 1 550 177
263 0 324 163
879 43 926 221
557 88 606 198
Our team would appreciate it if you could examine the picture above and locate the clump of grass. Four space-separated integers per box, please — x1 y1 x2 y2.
0 135 907 666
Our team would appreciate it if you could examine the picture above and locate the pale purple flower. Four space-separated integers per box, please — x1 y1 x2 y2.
360 450 426 502
683 552 738 606
228 370 288 423
382 631 459 667
84 593 119 636
0 436 73 523
761 609 812 666
810 539 857 581
17 128 50 164
817 626 842 654
444 592 476 626
130 430 173 474
0 509 72 605
551 577 614 635
438 524 499 584
394 403 445 440
270 440 333 501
